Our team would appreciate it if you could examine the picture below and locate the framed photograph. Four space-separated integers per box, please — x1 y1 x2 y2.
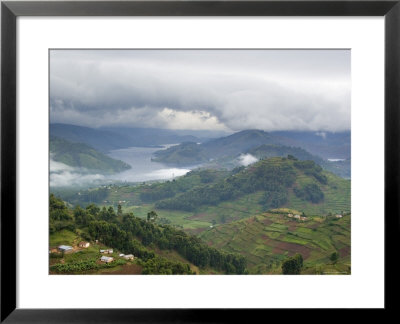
1 0 399 321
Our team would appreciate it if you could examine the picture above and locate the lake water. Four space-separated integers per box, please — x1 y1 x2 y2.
106 145 194 183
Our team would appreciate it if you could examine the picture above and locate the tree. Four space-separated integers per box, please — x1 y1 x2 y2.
147 210 158 222
282 253 303 274
330 251 339 264
117 204 123 217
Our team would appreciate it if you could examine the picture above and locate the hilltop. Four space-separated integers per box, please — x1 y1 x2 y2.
155 157 350 217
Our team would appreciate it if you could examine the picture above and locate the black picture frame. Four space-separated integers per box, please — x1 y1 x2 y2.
1 0 399 322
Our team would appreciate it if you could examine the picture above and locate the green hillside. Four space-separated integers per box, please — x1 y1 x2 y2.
200 211 351 274
49 195 246 275
50 136 131 173
155 157 350 216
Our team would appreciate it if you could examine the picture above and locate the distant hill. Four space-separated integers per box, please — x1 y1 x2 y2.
151 142 209 165
152 130 278 165
50 124 133 152
50 123 208 152
152 129 351 178
270 131 351 160
50 137 131 173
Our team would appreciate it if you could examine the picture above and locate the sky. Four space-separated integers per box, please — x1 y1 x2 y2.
50 49 351 132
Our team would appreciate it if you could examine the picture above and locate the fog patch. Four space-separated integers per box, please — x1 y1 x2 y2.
50 158 105 187
142 168 191 181
238 154 258 166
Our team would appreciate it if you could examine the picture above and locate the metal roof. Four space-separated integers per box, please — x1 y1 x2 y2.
58 245 73 250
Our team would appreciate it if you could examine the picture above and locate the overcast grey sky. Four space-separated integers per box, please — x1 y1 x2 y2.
50 49 350 132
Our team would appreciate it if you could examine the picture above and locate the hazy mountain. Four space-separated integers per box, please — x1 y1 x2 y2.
152 130 278 165
50 123 207 152
152 129 351 178
50 124 133 152
270 131 351 160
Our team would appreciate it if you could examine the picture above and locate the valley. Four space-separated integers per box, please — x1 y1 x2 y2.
50 134 350 275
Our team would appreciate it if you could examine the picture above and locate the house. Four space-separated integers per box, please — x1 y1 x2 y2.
336 214 343 218
79 242 90 248
119 254 125 257
58 245 73 253
123 254 134 260
100 256 114 263
294 215 301 219
288 213 293 218
100 249 113 254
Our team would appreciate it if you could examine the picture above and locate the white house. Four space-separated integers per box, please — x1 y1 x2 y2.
123 254 134 260
100 249 113 254
79 242 90 248
336 214 343 218
100 256 114 263
294 215 301 219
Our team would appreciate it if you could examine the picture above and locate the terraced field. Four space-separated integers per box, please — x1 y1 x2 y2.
200 212 351 274
285 172 351 216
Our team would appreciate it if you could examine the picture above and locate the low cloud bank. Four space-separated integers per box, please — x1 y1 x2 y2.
50 158 105 187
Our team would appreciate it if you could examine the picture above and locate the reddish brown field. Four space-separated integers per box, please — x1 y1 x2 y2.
272 241 312 259
339 246 350 258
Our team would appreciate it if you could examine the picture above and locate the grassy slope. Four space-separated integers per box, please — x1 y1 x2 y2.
50 136 131 173
200 212 351 274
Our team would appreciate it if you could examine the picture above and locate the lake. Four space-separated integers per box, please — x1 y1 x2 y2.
106 145 195 183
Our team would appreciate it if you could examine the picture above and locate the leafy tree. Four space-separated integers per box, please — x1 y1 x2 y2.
282 253 303 274
330 251 339 264
49 194 72 221
147 210 158 222
294 183 324 203
117 204 123 217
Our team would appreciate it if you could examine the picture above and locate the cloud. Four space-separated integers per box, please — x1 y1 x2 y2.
238 154 258 166
50 50 350 132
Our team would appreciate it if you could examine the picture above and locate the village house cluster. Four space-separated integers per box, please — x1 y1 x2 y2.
287 213 308 221
51 241 135 264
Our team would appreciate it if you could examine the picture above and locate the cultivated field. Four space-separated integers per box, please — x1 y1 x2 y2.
200 211 351 274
